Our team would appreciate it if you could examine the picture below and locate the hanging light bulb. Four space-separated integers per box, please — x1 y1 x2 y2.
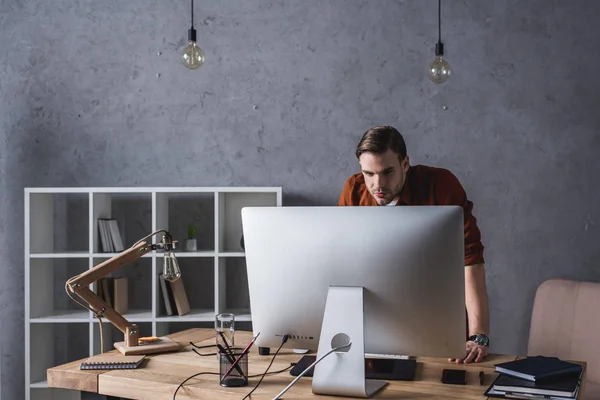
161 234 181 282
428 43 451 83
182 0 204 69
428 0 450 83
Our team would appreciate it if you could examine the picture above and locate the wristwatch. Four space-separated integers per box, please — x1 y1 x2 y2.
468 333 490 347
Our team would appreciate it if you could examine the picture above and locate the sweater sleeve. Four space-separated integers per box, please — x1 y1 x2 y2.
435 169 485 266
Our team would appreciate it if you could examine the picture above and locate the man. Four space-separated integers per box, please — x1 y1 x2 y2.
338 125 490 364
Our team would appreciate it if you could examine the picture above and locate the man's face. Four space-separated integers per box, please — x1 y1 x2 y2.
359 149 409 206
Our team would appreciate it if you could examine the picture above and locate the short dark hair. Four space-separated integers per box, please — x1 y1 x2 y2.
355 126 407 161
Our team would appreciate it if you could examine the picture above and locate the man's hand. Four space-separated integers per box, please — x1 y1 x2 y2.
448 341 488 364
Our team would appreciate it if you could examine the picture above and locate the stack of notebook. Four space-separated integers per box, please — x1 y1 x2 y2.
485 356 583 399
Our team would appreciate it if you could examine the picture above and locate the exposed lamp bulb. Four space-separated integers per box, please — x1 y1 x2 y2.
428 43 451 84
161 234 181 282
182 28 204 69
163 250 182 282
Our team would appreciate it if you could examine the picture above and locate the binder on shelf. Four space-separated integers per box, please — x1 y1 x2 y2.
158 273 175 316
169 276 190 316
95 277 129 314
97 218 125 252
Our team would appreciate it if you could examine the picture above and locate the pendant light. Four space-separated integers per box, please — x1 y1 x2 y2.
428 0 450 83
181 0 205 69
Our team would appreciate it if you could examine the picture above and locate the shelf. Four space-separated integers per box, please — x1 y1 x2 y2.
156 192 215 252
222 309 252 322
29 192 89 254
25 187 281 400
92 252 152 258
92 192 152 253
90 309 153 322
156 309 215 322
174 251 216 258
218 252 245 257
30 252 89 259
217 192 279 252
30 310 90 323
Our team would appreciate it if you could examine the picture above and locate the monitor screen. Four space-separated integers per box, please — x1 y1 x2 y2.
242 206 466 359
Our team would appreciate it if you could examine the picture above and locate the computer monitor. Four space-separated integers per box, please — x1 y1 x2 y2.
241 206 466 397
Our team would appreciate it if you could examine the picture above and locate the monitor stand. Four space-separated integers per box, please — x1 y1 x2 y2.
312 286 388 398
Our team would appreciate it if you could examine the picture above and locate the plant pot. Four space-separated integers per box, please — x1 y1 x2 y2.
185 239 197 252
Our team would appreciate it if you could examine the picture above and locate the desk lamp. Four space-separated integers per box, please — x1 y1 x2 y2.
66 229 182 355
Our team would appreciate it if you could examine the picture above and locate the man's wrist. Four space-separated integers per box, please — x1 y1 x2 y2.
467 333 490 347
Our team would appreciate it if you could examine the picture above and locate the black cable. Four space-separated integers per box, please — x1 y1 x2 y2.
172 366 293 400
173 340 293 400
191 0 194 28
241 336 289 400
438 0 441 43
189 341 218 356
173 371 219 400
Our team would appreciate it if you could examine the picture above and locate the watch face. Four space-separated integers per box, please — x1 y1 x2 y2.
470 334 489 346
476 334 489 346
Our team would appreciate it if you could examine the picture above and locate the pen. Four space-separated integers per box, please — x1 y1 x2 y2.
217 344 247 379
218 330 235 357
479 371 484 385
221 332 260 383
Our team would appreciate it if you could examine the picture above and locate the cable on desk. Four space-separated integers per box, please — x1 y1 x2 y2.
271 341 353 400
241 335 289 400
189 341 218 356
172 356 293 399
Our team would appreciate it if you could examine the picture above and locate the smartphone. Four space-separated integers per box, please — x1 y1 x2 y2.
441 369 467 385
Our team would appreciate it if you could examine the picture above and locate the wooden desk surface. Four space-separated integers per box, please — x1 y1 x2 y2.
48 328 586 399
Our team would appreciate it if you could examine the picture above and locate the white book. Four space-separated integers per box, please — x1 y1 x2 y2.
98 219 111 252
108 220 124 252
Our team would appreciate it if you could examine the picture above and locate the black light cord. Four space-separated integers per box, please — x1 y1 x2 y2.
438 0 441 43
172 364 293 400
190 0 194 28
241 336 288 400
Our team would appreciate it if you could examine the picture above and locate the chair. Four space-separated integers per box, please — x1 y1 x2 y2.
527 279 600 399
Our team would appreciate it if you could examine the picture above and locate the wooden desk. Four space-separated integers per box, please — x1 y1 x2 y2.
48 328 586 399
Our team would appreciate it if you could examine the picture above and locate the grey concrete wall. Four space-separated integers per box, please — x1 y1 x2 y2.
2 0 600 398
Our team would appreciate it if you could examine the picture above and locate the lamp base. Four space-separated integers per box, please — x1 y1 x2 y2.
114 336 180 355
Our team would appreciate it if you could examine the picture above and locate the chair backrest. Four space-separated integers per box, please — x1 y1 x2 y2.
528 279 600 386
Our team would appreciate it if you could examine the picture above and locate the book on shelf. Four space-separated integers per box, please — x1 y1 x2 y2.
158 273 176 316
98 218 125 252
169 275 190 316
95 277 129 314
80 355 145 370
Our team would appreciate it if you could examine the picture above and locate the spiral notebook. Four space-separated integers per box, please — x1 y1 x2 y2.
80 355 146 370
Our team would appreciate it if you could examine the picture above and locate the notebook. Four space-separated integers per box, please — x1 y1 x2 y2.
80 355 146 370
494 356 582 382
488 370 582 398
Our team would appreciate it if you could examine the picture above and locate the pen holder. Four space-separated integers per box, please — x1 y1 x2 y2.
219 350 248 387
216 313 235 359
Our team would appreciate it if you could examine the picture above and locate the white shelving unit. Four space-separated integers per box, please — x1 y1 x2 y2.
24 187 282 400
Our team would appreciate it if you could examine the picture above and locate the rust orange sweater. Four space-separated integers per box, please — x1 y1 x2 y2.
337 164 485 266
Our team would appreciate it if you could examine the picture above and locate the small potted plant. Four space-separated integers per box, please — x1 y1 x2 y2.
186 224 197 252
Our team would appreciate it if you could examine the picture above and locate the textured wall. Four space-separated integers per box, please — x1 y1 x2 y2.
2 0 600 398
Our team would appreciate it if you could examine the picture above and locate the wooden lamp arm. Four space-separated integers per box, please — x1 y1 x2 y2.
66 241 151 339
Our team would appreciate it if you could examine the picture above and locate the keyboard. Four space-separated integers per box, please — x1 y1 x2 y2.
365 353 412 360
